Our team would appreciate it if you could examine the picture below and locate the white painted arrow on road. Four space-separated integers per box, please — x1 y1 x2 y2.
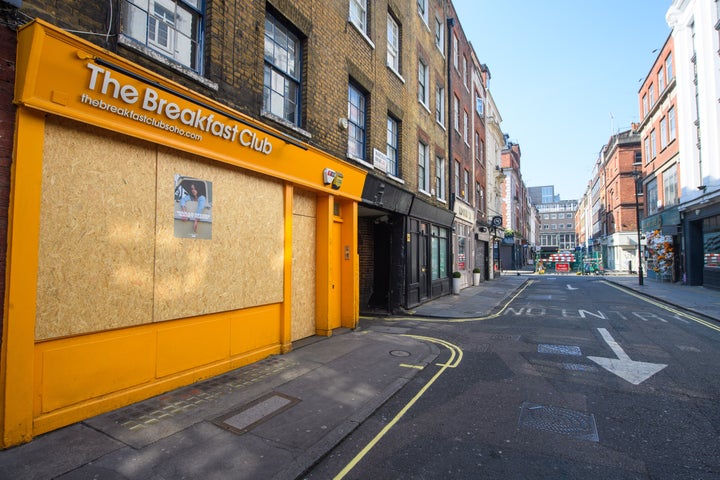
566 284 578 290
587 328 667 385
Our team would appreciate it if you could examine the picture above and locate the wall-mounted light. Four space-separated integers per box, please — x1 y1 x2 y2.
338 117 348 130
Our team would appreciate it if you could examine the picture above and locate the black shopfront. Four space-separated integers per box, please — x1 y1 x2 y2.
359 175 454 313
682 198 720 289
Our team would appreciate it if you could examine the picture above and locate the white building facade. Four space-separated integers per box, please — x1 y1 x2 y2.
667 0 720 287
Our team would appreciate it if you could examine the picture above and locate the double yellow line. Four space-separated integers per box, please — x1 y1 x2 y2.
332 335 462 480
604 281 720 333
360 279 534 324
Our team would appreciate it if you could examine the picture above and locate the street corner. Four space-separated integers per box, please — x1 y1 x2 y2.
352 326 442 367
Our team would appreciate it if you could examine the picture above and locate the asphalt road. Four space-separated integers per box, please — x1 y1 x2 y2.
303 276 720 479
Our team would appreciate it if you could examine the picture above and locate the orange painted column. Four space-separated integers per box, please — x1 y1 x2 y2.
1 108 45 448
280 183 293 353
315 195 332 336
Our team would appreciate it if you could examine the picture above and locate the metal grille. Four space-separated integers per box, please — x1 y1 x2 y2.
518 402 599 442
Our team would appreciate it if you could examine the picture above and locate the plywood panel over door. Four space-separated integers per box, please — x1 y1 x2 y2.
291 190 316 341
329 220 342 330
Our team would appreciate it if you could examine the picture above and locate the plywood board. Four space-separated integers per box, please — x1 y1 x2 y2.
154 148 285 322
36 117 156 340
291 189 316 341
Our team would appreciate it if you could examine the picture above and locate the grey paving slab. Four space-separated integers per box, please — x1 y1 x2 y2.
0 424 124 480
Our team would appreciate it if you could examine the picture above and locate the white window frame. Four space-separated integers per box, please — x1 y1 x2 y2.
435 85 445 126
263 12 302 126
660 116 668 148
387 14 400 73
668 106 676 140
649 83 655 107
462 55 468 88
475 94 484 116
349 0 367 34
348 82 367 161
663 164 678 206
386 115 399 177
453 33 459 70
418 142 430 193
434 16 444 53
463 169 469 200
436 156 446 200
121 0 203 72
454 160 460 198
463 110 469 144
418 59 429 106
453 95 459 132
650 129 657 158
417 0 428 25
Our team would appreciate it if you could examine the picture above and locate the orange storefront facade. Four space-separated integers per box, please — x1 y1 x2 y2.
0 20 366 448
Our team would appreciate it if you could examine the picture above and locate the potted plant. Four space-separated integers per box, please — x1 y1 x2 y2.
452 271 462 294
472 267 481 285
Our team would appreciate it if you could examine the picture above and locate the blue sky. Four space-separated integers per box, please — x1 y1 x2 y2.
451 1 672 201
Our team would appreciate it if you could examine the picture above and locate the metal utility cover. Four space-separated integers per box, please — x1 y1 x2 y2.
213 392 300 435
538 344 582 356
518 402 599 442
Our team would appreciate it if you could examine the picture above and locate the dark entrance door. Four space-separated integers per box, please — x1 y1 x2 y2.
407 219 429 305
368 222 391 310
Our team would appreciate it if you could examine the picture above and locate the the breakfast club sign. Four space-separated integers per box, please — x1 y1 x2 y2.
81 62 273 155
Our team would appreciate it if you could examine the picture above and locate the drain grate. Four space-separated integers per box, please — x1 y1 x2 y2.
518 402 599 442
213 392 300 435
562 363 598 372
538 344 582 356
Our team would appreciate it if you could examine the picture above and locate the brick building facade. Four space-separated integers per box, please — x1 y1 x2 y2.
0 0 497 446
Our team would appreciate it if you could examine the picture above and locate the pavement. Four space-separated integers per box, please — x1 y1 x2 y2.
2 269 719 479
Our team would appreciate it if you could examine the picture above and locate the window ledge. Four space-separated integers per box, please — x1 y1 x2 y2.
261 112 312 139
387 173 405 184
387 65 406 84
348 154 374 169
348 19 375 49
118 35 218 91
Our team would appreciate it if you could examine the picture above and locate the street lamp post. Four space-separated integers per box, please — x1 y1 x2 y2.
633 163 644 286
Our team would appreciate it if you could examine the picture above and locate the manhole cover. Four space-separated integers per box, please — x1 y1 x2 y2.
213 392 300 435
538 344 582 356
390 350 411 357
518 402 599 442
